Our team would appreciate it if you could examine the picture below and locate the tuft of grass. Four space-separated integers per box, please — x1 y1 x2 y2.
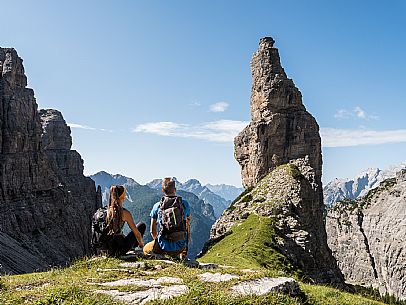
33 286 122 305
198 214 301 278
288 164 303 179
301 283 388 305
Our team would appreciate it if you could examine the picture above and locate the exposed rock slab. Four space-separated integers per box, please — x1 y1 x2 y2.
326 170 406 300
198 272 239 283
230 277 300 297
0 48 99 274
98 277 183 287
95 285 189 305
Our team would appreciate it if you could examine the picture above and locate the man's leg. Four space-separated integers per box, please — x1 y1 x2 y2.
143 239 163 255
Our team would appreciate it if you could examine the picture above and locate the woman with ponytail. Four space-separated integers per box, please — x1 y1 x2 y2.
105 185 145 256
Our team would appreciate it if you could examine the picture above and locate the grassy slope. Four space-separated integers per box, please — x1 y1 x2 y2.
0 256 386 305
198 214 300 277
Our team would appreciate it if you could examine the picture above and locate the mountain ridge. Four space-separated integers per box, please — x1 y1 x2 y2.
324 163 406 207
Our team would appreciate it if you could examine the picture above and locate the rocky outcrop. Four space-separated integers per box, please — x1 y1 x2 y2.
207 37 344 285
234 37 322 189
39 109 72 150
0 48 99 274
326 170 406 300
209 160 344 285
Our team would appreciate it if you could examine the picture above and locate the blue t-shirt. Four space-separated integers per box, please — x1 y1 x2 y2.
150 197 190 252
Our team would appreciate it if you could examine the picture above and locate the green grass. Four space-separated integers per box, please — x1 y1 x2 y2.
0 255 390 305
198 213 302 278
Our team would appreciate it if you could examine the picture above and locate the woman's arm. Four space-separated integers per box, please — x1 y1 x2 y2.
123 210 144 248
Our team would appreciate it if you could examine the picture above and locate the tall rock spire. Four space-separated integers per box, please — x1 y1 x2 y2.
235 37 322 189
205 37 344 285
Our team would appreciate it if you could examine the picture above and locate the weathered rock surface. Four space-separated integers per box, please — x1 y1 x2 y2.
0 48 99 274
95 285 189 305
326 170 406 300
39 109 72 150
198 272 239 283
234 37 322 189
98 277 183 287
230 277 300 297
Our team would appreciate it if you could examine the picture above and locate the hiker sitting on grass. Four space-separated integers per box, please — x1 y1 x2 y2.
104 185 145 256
143 178 191 259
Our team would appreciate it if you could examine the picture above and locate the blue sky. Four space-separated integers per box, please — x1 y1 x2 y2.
2 1 405 186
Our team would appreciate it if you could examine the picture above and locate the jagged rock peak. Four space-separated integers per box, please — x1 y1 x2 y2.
0 48 27 88
235 37 321 188
250 37 305 121
39 109 72 150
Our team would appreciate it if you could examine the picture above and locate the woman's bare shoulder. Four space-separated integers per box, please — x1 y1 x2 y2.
122 208 132 220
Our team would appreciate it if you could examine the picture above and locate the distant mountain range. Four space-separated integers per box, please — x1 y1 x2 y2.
89 171 243 257
323 163 406 207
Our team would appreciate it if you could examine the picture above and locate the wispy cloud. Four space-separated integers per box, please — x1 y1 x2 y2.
68 123 97 130
334 106 378 120
321 128 406 147
133 120 249 142
68 123 112 132
209 102 229 112
134 121 406 147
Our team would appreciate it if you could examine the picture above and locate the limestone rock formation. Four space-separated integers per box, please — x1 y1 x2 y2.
39 109 72 150
206 37 344 285
0 48 99 274
234 37 322 189
326 170 406 300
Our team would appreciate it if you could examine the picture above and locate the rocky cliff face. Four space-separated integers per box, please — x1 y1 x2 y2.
0 48 99 274
234 37 322 189
208 38 344 285
326 170 406 300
